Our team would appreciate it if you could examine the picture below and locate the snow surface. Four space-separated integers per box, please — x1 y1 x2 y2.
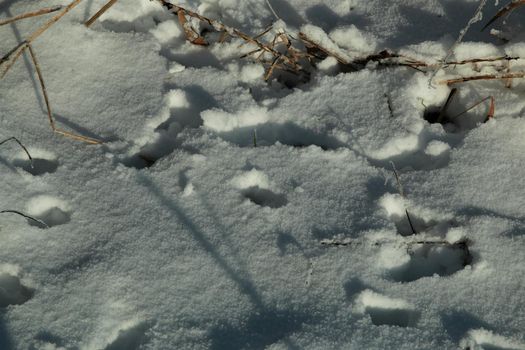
1 0 525 349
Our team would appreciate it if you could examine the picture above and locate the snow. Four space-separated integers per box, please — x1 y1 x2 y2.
1 0 525 349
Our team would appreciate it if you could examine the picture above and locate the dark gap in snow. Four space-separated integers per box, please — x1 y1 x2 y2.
13 158 58 176
389 240 472 282
365 306 420 327
423 106 451 125
34 331 66 349
28 207 71 228
242 187 288 208
343 277 367 299
0 274 33 308
218 122 344 150
104 321 152 350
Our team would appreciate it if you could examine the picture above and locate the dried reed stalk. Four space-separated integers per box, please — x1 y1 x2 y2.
1 0 102 144
440 71 525 85
27 43 101 144
0 5 63 26
482 0 525 31
85 0 119 27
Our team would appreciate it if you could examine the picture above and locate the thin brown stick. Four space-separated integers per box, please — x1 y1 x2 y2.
264 56 281 80
440 71 525 85
436 87 457 124
27 43 102 144
0 137 33 167
1 0 84 78
27 0 83 43
157 0 302 70
450 96 492 120
177 8 207 45
85 0 119 27
0 5 63 26
485 96 495 122
0 41 27 79
482 0 525 31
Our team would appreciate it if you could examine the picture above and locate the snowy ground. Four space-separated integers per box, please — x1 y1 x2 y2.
1 0 525 349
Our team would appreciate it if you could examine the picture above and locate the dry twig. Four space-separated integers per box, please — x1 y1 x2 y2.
482 0 525 31
0 210 49 228
85 0 119 27
0 5 63 27
0 137 33 167
1 0 102 144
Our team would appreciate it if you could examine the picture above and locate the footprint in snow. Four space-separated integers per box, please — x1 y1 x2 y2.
0 266 33 308
380 240 472 283
12 149 59 176
379 193 454 236
355 290 420 327
231 169 288 208
103 321 151 350
460 328 525 350
26 195 71 228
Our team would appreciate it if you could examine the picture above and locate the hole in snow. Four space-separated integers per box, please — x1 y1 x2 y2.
242 187 288 208
423 105 449 125
379 194 451 236
0 273 33 308
13 158 59 176
216 122 344 150
389 240 472 283
26 196 71 228
460 328 525 350
356 290 420 327
104 321 151 350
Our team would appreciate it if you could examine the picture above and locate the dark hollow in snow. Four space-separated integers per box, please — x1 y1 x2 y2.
389 241 472 282
0 274 33 308
217 122 344 150
365 306 420 327
104 321 151 350
241 187 288 208
28 207 71 228
13 158 58 176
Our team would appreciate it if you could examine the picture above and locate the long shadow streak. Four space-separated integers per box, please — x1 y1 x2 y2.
136 173 264 310
1 0 45 112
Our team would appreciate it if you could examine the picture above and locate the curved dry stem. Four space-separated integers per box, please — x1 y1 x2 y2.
0 210 49 228
0 137 33 168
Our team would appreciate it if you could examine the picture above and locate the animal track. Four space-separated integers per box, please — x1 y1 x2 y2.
388 240 472 283
215 122 344 150
231 169 288 208
355 290 420 327
13 158 58 176
0 267 33 307
124 87 212 169
104 321 151 350
460 328 525 350
241 187 288 208
380 194 452 236
26 196 71 228
11 149 58 176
